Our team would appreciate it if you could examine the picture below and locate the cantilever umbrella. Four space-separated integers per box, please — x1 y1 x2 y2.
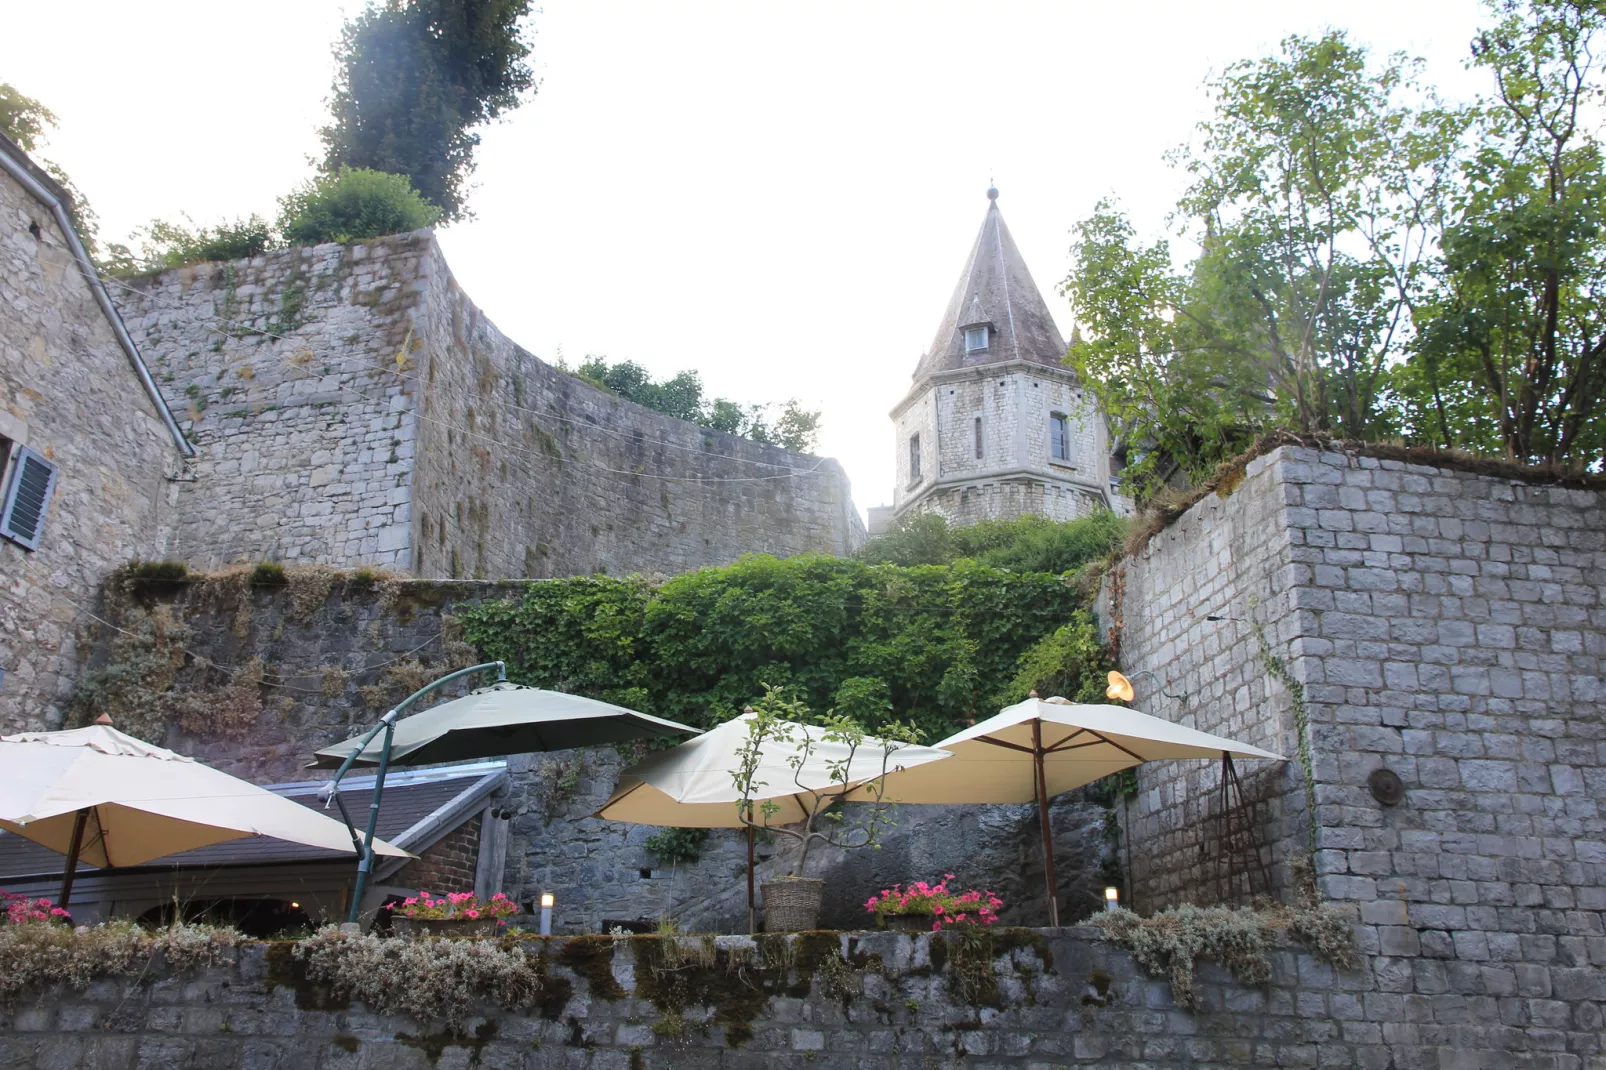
0 722 410 908
597 709 952 931
311 683 696 768
853 694 1285 925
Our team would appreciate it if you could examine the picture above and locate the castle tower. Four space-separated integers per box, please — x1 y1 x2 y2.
886 188 1120 528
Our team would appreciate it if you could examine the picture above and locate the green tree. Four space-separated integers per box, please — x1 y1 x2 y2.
573 357 823 452
278 168 441 246
320 0 536 221
1064 34 1463 493
858 511 1128 574
0 82 106 259
1405 0 1606 466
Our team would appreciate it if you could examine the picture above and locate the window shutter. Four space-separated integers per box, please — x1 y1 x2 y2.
0 447 58 551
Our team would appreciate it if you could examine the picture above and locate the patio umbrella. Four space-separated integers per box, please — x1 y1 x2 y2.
854 694 1285 925
0 722 410 908
310 682 696 768
597 709 952 931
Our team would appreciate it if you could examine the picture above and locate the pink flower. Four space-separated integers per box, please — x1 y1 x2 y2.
932 921 942 931
465 910 480 919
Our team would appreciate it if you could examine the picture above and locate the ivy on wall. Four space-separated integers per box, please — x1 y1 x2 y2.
458 554 1110 740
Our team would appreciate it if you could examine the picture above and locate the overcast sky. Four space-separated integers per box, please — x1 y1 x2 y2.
3 1 1490 518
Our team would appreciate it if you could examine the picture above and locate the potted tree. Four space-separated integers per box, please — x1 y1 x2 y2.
730 686 928 932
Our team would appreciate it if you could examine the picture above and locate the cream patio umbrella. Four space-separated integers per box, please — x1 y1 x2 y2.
853 694 1285 925
597 709 952 931
0 722 410 908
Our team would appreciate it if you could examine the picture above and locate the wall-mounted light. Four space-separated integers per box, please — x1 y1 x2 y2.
1104 887 1120 912
290 901 301 910
1105 671 1134 703
539 892 555 936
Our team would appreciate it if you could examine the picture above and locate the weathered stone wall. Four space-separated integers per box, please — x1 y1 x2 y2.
111 237 423 570
409 242 865 579
1118 444 1605 1062
110 234 865 578
0 159 183 733
0 928 1423 1069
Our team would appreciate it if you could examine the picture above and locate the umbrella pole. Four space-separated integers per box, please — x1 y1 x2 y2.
1032 721 1059 927
58 807 90 909
347 720 396 925
746 823 756 934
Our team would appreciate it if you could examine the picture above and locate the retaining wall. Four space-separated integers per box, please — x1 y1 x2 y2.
1117 444 1605 1064
0 927 1455 1070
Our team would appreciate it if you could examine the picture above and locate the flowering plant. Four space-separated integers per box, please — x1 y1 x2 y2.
1 890 71 924
396 891 517 923
864 875 1003 930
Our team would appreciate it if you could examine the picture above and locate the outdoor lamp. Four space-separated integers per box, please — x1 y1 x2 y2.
1104 887 1120 911
539 893 555 936
1105 671 1135 703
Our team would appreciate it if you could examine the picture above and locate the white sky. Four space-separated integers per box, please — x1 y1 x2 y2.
3 0 1489 518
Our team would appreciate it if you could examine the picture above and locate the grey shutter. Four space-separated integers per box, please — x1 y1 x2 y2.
0 447 58 551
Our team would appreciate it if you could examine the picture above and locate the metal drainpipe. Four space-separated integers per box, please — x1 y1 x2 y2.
0 148 195 457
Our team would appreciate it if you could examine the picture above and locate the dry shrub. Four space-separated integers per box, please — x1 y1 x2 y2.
439 614 478 669
1092 901 1355 1010
320 667 350 698
0 920 240 1002
286 567 342 623
294 927 543 1030
168 657 264 740
198 568 253 638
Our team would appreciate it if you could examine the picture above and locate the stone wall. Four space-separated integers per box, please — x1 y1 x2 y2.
0 156 184 733
399 814 483 896
110 233 864 578
0 927 1435 1069
1117 444 1605 1061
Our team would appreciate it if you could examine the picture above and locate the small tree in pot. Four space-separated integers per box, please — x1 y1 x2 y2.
730 685 926 931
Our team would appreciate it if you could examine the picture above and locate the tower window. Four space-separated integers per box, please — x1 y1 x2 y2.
964 325 989 352
909 434 921 482
1049 413 1071 462
974 417 983 459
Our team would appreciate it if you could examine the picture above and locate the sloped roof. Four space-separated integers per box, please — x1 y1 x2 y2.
912 189 1068 383
0 760 504 880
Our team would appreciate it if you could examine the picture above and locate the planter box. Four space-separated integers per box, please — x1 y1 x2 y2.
881 913 938 932
761 877 825 932
392 916 500 938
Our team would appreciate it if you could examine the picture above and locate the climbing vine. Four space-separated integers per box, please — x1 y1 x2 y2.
458 555 1111 741
1247 607 1319 859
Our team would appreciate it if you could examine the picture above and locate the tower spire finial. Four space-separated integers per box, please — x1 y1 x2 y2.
987 178 998 202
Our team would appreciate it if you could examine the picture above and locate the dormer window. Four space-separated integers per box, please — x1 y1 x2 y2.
964 325 990 353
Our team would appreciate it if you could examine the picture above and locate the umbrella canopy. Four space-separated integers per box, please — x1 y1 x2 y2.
0 725 408 901
599 709 951 933
853 695 1284 926
853 696 1284 805
311 683 696 768
598 710 952 827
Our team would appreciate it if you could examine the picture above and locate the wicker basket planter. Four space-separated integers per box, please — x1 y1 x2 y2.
880 913 937 933
392 916 499 938
761 877 825 932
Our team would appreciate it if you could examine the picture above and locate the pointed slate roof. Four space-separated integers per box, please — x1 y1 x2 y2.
912 188 1068 383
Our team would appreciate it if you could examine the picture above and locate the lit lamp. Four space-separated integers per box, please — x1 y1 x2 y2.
539 892 555 936
1105 671 1135 703
1104 886 1120 912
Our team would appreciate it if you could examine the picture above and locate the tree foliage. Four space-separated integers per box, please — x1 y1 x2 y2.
456 554 1110 742
134 216 275 271
0 82 106 260
857 511 1127 574
574 357 823 452
1406 0 1606 465
1066 1 1606 491
320 0 536 221
278 167 442 246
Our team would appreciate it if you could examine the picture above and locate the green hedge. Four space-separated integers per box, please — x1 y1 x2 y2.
458 554 1109 741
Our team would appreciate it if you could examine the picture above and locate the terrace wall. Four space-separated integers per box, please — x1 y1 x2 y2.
0 928 1441 1069
1117 444 1605 1063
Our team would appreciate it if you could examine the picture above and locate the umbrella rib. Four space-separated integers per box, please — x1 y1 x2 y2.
1078 729 1148 764
975 734 1035 755
1042 729 1090 752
